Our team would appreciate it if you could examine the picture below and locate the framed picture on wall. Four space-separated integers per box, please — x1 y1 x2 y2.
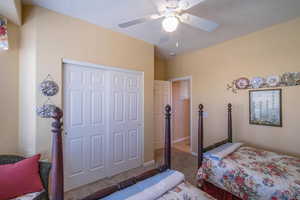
249 89 282 127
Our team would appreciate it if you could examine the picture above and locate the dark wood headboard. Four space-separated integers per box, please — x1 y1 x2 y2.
197 103 232 168
50 105 173 200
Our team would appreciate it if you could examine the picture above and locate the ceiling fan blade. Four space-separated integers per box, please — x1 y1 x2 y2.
180 13 218 32
118 14 162 28
179 0 206 10
118 16 152 28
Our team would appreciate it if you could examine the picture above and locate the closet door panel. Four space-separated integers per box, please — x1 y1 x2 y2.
125 74 142 169
113 130 126 164
109 72 127 175
109 71 142 176
64 64 143 189
128 92 138 121
90 134 105 170
113 91 125 122
69 137 84 175
64 64 107 191
91 91 104 125
128 128 138 160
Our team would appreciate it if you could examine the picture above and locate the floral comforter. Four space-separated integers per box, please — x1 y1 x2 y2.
197 146 300 200
158 181 215 200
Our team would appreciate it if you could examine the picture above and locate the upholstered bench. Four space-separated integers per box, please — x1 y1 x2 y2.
0 155 51 200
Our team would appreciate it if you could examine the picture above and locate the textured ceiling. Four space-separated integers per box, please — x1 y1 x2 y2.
22 0 300 58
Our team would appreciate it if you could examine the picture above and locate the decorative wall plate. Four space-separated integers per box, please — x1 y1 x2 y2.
37 104 58 118
292 72 300 85
40 80 59 96
281 72 295 86
228 72 300 93
266 75 280 87
250 77 265 88
235 77 250 89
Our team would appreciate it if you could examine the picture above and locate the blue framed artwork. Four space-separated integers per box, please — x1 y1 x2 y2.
249 89 282 127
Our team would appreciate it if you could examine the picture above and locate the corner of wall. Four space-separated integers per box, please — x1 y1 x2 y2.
154 56 167 81
18 5 37 156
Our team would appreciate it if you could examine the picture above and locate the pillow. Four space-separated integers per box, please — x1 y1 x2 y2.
0 154 44 200
204 142 243 161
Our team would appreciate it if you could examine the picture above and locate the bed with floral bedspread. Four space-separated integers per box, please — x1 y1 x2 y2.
197 146 300 200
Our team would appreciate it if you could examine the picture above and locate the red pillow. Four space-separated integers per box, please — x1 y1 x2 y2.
0 154 44 200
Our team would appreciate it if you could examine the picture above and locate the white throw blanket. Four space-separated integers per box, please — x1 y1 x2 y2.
127 171 184 200
103 170 185 200
205 143 243 161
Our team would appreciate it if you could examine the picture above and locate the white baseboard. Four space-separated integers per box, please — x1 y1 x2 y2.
143 160 155 167
173 137 190 144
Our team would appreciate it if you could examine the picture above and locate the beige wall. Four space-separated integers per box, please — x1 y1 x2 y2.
20 6 155 162
0 22 19 154
167 18 300 156
19 6 37 155
154 56 167 80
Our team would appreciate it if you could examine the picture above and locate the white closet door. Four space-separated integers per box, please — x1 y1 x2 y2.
109 71 143 176
64 64 107 191
154 81 171 149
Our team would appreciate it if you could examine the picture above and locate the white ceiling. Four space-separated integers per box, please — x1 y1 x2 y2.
22 0 300 58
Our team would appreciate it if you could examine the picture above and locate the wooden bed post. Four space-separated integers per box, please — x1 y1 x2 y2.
198 104 204 169
164 104 171 169
228 103 233 143
51 108 64 200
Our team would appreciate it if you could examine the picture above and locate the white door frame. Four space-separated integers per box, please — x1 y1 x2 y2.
154 80 171 150
169 76 193 154
62 58 145 170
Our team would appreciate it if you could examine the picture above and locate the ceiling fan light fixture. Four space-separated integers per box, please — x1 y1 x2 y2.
180 13 189 21
162 16 179 32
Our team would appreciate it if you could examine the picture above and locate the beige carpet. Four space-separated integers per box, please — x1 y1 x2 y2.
65 148 198 199
173 140 191 153
155 148 198 186
64 165 155 200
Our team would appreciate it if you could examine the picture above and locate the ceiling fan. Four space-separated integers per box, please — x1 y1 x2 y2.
118 0 219 33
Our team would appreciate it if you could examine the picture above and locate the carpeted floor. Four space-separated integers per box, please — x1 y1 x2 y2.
155 148 198 186
173 140 191 153
65 148 198 199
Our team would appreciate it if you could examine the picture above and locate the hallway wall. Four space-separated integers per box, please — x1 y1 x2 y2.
172 80 190 142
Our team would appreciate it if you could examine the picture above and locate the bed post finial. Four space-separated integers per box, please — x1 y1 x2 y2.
228 103 233 143
198 104 204 169
164 105 172 169
199 104 204 111
51 107 64 200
